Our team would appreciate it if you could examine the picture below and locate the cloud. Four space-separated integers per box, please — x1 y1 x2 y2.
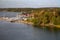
0 0 60 8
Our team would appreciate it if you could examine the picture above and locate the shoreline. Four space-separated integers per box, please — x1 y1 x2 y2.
0 17 60 29
10 20 60 28
10 20 33 25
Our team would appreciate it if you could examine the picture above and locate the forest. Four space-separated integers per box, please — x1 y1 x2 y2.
31 8 60 28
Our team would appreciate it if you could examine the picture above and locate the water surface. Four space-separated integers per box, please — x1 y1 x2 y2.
0 12 60 40
0 21 60 40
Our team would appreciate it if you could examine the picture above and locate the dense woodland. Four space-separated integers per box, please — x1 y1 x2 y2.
0 8 34 12
31 8 60 27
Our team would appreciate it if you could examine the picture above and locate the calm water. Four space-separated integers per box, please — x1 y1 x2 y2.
0 12 21 17
0 12 60 40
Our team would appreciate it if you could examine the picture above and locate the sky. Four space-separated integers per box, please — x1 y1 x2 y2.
0 0 60 8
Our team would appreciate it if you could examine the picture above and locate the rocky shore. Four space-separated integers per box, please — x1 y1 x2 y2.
10 20 60 29
10 20 33 25
0 17 60 29
0 17 33 24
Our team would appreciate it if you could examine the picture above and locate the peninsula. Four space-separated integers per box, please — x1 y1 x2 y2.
0 7 60 29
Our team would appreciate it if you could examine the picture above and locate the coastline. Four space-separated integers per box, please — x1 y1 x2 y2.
0 17 60 29
10 20 33 25
10 20 60 29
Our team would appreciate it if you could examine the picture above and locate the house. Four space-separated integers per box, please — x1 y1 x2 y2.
16 12 34 21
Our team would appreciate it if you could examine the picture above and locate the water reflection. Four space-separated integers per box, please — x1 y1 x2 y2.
32 25 60 40
0 12 60 40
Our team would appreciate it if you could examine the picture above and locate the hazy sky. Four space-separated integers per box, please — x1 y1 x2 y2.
0 0 60 8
